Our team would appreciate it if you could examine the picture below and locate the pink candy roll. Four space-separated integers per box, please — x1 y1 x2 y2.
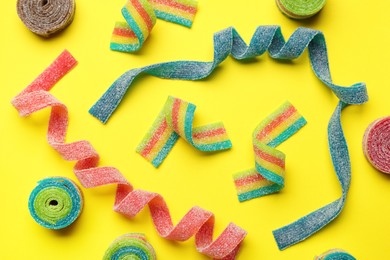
363 117 390 173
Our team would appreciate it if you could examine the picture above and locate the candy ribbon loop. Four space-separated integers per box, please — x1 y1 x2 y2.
12 50 246 259
233 102 306 202
136 96 232 167
89 26 368 250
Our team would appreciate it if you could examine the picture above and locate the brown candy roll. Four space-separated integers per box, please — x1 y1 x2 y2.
17 0 76 37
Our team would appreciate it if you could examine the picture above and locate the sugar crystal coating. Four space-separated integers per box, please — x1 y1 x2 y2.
16 0 76 37
12 50 246 259
363 117 390 174
233 101 306 202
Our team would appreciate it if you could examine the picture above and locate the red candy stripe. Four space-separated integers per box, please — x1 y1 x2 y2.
11 50 246 259
363 117 390 174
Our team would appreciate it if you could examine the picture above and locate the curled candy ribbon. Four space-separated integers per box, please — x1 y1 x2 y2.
233 102 306 202
136 96 232 167
89 26 368 250
11 50 246 259
111 0 198 52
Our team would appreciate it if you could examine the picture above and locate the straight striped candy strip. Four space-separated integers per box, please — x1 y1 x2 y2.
11 50 246 260
110 0 197 52
233 102 306 202
90 26 368 250
136 96 232 167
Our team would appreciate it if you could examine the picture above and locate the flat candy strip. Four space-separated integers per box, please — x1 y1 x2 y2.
89 26 368 250
315 249 356 260
276 0 326 19
362 117 390 173
28 177 83 229
17 0 76 37
110 0 197 52
12 50 246 260
233 102 306 202
136 96 232 167
103 233 156 260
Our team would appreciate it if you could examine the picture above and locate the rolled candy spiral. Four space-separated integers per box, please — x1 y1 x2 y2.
276 0 326 19
103 233 156 260
315 249 356 260
363 117 390 174
16 0 76 37
28 177 83 229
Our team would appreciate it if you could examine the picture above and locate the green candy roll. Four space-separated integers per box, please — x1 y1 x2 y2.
103 233 156 260
276 0 326 19
28 177 83 229
315 249 356 260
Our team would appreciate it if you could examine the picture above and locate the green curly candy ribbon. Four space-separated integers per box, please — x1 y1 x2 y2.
89 25 368 250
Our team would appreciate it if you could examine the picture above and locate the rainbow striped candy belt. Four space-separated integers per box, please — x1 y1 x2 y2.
136 96 232 167
111 0 197 52
89 25 368 250
233 102 307 202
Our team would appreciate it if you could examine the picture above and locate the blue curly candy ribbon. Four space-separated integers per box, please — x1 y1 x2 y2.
89 26 368 250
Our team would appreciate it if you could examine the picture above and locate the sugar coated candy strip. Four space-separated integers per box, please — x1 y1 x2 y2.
233 102 306 202
315 249 356 260
103 233 156 260
136 96 232 167
276 0 326 19
110 0 198 52
17 0 76 37
28 177 83 229
89 26 368 250
362 117 390 174
12 50 246 259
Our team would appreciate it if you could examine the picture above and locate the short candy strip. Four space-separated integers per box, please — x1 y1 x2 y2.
89 26 368 250
103 233 156 260
136 96 232 167
28 177 83 229
233 102 306 202
12 50 246 260
110 0 197 52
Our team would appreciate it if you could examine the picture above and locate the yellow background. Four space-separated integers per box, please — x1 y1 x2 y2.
1 0 389 259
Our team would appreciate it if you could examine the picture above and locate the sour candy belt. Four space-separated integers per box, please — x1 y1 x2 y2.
363 117 390 174
103 233 156 260
233 102 306 202
89 26 368 250
136 96 232 167
28 176 83 229
276 0 326 19
16 0 76 37
111 0 198 52
11 50 246 259
315 248 356 260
